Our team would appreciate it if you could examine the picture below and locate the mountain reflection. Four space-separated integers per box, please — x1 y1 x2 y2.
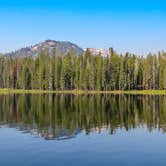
0 94 166 140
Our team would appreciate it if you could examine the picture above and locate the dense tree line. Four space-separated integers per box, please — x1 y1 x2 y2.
0 48 166 90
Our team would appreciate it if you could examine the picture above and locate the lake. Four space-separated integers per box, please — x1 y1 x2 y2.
0 94 166 166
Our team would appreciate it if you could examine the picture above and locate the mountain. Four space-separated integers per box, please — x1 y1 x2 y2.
87 48 109 57
5 40 84 57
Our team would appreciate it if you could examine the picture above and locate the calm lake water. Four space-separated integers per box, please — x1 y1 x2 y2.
0 94 166 166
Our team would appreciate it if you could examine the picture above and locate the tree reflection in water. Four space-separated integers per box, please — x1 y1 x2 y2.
0 94 166 140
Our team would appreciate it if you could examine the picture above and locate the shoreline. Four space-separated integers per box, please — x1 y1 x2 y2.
0 89 166 95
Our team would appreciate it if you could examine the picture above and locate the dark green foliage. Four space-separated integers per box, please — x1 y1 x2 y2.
0 49 166 90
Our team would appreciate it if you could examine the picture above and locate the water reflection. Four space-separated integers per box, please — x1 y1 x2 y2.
0 94 166 140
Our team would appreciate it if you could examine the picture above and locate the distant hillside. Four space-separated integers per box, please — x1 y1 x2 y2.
5 40 84 57
87 48 109 57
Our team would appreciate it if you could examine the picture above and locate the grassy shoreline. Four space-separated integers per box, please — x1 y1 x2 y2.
0 89 166 95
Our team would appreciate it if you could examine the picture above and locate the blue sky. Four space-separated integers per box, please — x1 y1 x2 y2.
0 0 166 54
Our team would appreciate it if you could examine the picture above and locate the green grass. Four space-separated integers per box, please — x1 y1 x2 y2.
0 89 166 95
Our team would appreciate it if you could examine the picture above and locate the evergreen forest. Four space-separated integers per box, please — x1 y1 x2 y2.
0 48 166 91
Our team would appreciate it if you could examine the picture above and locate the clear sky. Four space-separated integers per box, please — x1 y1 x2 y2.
0 0 166 54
